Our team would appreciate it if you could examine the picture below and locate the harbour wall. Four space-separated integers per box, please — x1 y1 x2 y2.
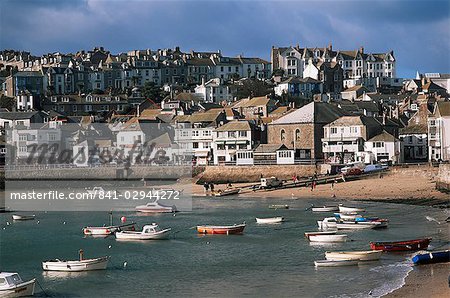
197 164 318 184
436 164 450 191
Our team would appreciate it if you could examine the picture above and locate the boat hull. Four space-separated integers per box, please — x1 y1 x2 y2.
304 231 337 239
115 228 171 240
214 189 240 197
0 279 35 298
12 215 35 221
412 250 450 265
83 224 135 236
312 206 339 212
255 217 284 224
135 207 173 213
314 260 358 267
42 257 109 272
269 205 289 209
309 234 347 242
325 250 383 261
338 206 366 213
197 224 246 235
370 238 432 252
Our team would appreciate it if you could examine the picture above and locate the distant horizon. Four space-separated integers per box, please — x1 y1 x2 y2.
1 0 449 79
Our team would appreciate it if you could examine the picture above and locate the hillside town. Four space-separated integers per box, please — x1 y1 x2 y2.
0 45 449 168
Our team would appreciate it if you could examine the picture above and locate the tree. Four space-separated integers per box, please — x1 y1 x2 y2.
235 79 272 99
0 95 15 111
141 82 169 103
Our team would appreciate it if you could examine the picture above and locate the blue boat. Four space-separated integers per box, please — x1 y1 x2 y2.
412 250 450 265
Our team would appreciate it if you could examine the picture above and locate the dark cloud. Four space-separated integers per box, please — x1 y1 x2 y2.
0 0 448 77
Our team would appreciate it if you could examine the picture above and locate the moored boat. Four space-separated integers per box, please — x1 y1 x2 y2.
115 223 171 240
0 272 36 297
135 201 175 213
308 234 348 243
338 205 366 213
214 188 240 197
304 230 337 239
336 219 388 230
255 217 284 224
311 206 339 212
334 213 361 220
314 260 358 267
269 204 289 209
42 256 109 272
83 223 136 236
197 223 246 235
325 250 383 261
12 214 35 221
412 250 450 265
370 238 432 252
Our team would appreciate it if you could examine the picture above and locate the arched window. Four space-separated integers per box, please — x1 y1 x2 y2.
280 129 286 142
295 129 301 141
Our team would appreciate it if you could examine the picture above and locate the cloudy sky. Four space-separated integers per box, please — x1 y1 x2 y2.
1 0 448 78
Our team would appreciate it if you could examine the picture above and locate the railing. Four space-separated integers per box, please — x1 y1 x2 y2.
207 159 323 166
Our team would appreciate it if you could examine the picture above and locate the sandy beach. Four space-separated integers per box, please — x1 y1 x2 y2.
193 168 449 204
386 263 450 297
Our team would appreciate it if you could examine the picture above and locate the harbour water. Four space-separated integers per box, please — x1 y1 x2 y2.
0 197 448 297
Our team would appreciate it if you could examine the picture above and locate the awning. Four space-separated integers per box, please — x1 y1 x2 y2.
236 140 248 145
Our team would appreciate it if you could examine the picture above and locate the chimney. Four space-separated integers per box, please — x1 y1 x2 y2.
359 46 364 54
201 76 205 86
328 43 332 51
382 113 386 125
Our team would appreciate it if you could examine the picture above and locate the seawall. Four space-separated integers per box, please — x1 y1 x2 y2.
197 164 318 184
436 164 450 191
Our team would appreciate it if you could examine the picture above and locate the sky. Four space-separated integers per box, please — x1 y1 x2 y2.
0 0 449 78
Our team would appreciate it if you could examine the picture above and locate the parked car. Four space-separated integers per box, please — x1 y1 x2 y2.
363 164 388 173
260 177 283 189
340 162 365 174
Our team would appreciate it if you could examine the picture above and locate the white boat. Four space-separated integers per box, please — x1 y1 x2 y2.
308 234 348 242
338 205 366 213
135 201 174 213
304 230 337 239
83 223 135 236
12 214 35 221
317 217 338 229
334 213 361 220
214 188 240 197
325 250 383 261
255 217 284 224
0 272 36 297
42 256 109 272
314 260 358 267
115 223 171 240
336 220 388 230
311 206 339 212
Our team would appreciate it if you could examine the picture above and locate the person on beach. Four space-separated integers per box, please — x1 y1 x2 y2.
204 182 209 194
292 174 297 185
331 179 335 190
210 183 214 194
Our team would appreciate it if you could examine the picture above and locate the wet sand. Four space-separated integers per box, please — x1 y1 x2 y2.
385 263 450 297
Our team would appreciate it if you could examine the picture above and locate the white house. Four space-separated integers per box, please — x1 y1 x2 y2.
428 101 450 161
194 78 232 103
365 130 402 164
212 120 255 165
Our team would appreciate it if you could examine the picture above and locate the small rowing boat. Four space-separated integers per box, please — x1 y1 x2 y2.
42 256 109 272
338 205 366 213
12 214 35 221
197 223 246 235
115 223 171 240
412 250 450 265
325 250 383 261
269 204 289 209
314 260 358 267
214 188 240 197
304 230 337 239
135 201 175 213
336 220 388 230
308 234 348 243
311 206 339 212
0 272 36 297
255 217 284 224
370 238 432 252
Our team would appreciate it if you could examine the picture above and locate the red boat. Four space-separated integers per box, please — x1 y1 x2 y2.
197 223 246 235
370 238 432 252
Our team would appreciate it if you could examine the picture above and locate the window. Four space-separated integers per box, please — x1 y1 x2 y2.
331 127 337 134
374 142 384 148
203 142 210 149
239 131 247 137
19 146 27 153
281 129 286 141
238 144 247 150
228 131 236 138
295 129 300 141
19 135 27 141
217 144 225 150
193 142 199 149
408 136 413 143
192 131 199 137
203 130 211 137
48 134 57 141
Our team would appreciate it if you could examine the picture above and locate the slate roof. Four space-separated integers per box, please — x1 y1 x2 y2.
367 130 399 142
215 120 252 132
271 102 346 125
254 144 290 153
399 124 428 134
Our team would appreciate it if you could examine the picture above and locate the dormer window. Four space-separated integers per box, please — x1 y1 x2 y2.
51 96 57 102
86 95 93 102
62 97 69 102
